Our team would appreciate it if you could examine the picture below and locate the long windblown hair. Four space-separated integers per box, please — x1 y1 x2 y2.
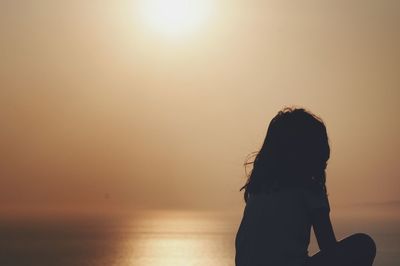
241 107 330 202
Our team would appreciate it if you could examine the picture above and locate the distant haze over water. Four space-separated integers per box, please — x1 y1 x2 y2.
1 205 399 266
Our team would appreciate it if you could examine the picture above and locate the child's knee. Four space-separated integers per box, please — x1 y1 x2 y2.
351 233 376 257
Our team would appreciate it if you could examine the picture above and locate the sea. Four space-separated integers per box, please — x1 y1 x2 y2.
0 208 399 266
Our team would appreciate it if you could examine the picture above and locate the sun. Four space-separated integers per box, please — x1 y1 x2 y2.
139 0 212 37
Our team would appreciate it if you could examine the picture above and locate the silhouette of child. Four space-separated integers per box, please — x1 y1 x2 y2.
235 108 376 266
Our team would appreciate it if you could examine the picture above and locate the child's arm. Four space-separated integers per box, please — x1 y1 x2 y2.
311 208 337 251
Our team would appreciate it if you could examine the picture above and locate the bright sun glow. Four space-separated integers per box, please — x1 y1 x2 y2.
139 0 212 37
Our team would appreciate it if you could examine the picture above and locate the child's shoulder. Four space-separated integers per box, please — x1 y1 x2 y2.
247 184 329 214
249 184 327 206
247 185 310 203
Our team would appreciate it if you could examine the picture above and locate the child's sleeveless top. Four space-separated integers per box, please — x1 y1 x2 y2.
235 186 330 266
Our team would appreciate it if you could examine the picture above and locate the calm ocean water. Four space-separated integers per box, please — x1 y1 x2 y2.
0 209 399 266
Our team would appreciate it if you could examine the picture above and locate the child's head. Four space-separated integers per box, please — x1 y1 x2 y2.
241 107 330 202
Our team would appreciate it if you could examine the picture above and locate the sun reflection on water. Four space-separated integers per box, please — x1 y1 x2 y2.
122 210 238 266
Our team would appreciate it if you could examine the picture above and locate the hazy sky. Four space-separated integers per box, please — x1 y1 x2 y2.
1 0 399 212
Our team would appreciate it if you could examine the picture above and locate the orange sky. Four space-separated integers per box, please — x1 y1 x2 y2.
1 0 399 213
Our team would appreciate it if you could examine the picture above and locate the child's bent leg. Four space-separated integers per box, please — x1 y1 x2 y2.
306 233 376 266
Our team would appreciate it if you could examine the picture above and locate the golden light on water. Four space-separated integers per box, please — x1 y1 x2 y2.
124 211 237 266
139 0 213 37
